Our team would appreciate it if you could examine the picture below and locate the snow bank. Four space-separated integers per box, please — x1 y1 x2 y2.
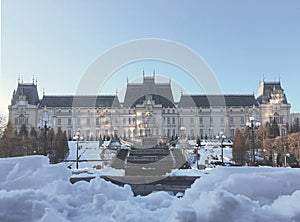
1 156 300 222
181 167 300 221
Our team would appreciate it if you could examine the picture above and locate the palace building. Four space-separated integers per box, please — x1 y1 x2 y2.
8 74 291 140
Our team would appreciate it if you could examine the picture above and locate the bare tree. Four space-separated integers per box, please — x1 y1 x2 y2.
232 128 246 165
288 133 300 166
0 114 7 138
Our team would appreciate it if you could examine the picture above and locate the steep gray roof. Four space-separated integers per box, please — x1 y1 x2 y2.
123 77 174 107
11 83 40 105
40 95 121 108
257 82 288 104
131 94 176 108
178 95 258 108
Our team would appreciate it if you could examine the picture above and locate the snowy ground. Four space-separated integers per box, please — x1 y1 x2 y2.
1 155 300 222
66 141 112 169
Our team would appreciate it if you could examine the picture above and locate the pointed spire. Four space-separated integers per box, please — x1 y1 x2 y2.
263 73 265 82
143 69 145 78
43 88 45 97
21 77 23 84
35 77 38 85
116 88 118 96
153 69 155 79
127 77 129 84
32 74 35 85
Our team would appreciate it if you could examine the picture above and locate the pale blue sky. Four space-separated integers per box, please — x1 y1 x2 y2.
1 0 300 115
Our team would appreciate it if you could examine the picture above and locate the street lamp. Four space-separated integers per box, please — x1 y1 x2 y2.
221 134 226 164
73 129 83 169
246 116 261 164
217 132 226 165
195 138 201 169
38 112 52 155
283 130 289 167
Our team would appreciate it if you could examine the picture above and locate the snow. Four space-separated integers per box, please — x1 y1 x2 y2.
1 155 300 222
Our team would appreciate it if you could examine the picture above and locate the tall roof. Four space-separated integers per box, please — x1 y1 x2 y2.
178 95 258 108
40 95 121 108
257 81 288 104
11 83 40 105
131 94 176 108
123 76 174 107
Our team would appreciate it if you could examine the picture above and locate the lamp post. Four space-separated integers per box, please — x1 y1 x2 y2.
283 132 289 167
73 129 82 169
221 134 226 164
217 132 226 165
38 112 51 155
246 116 261 164
195 138 201 169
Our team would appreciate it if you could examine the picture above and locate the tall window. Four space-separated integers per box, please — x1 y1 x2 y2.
240 117 244 125
172 117 175 125
17 114 28 125
210 117 213 125
199 117 203 125
57 118 62 126
96 118 100 126
87 118 90 126
230 117 234 125
68 118 72 126
231 128 235 137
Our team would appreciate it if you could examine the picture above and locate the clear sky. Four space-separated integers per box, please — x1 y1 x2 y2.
1 0 300 115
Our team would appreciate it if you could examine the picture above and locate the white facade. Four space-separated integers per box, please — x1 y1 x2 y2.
8 77 291 140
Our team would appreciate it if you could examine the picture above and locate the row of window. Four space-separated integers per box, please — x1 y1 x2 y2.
55 108 111 114
180 116 245 126
15 116 28 125
162 109 177 114
56 118 111 126
55 116 246 127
